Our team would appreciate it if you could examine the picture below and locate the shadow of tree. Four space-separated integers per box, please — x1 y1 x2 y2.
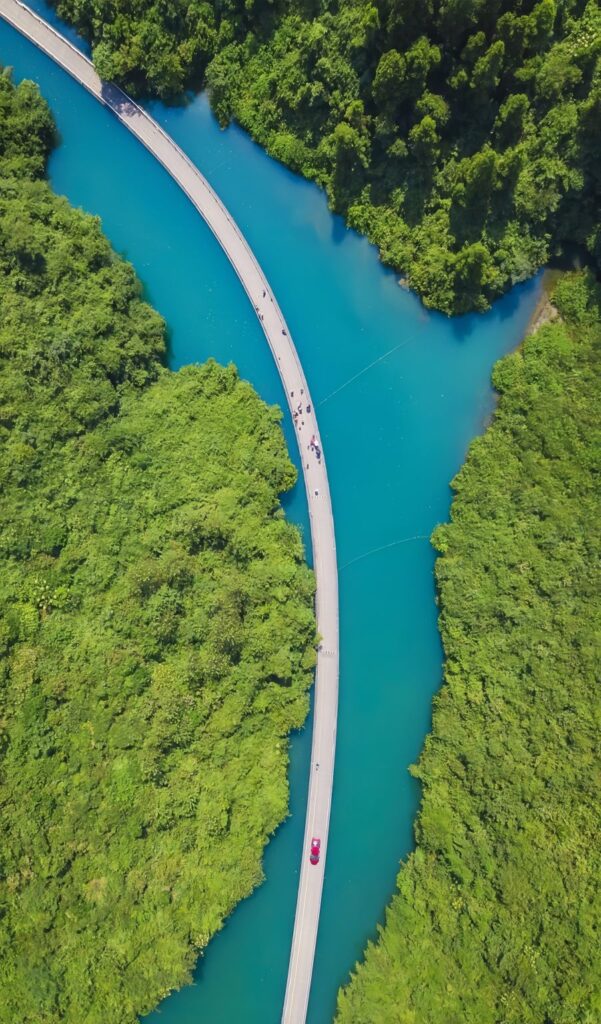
100 81 138 116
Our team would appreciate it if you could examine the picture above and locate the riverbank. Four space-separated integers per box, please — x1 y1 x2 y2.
525 269 562 336
0 68 317 1024
44 0 600 317
0 6 340 1017
0 13 543 1020
336 270 601 1022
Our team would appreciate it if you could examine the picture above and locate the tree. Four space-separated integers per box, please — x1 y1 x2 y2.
453 241 500 310
372 48 406 114
494 93 530 147
471 40 505 95
408 115 440 165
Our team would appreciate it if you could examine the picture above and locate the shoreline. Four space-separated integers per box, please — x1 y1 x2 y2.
525 269 561 336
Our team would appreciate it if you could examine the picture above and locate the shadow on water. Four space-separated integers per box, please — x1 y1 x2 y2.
450 272 542 343
331 213 347 246
100 80 139 115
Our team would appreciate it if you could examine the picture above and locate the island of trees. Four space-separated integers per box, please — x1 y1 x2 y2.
51 0 600 314
336 270 601 1022
0 69 316 1023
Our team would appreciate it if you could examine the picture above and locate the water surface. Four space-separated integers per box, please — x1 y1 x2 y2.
0 14 540 1023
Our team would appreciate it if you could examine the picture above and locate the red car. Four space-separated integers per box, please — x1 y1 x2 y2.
310 837 321 865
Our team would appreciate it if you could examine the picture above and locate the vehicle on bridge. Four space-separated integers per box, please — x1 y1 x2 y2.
310 838 321 865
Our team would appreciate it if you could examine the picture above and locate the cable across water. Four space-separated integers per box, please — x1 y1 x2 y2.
340 534 430 572
318 337 415 407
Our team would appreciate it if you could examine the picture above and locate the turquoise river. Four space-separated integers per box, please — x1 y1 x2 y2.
1 10 540 1023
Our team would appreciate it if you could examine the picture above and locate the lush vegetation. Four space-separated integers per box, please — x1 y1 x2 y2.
336 270 601 1023
0 70 316 1022
52 0 600 314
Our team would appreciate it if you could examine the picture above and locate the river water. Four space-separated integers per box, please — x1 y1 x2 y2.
0 13 541 1023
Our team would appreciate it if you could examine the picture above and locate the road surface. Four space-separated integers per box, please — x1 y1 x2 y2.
0 2 339 1021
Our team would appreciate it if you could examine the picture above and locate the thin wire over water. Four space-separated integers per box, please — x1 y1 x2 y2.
318 338 415 407
340 535 431 572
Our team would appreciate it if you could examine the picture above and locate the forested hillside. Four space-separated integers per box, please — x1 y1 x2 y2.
52 0 601 313
0 70 316 1023
336 270 601 1023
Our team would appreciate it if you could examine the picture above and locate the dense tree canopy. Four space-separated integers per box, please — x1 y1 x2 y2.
52 0 601 313
0 70 316 1022
336 271 601 1023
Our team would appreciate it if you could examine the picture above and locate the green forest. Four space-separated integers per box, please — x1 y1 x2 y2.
336 270 601 1023
52 0 601 314
0 70 316 1023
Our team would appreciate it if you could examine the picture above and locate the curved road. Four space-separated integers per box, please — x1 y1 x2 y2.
0 3 339 1021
